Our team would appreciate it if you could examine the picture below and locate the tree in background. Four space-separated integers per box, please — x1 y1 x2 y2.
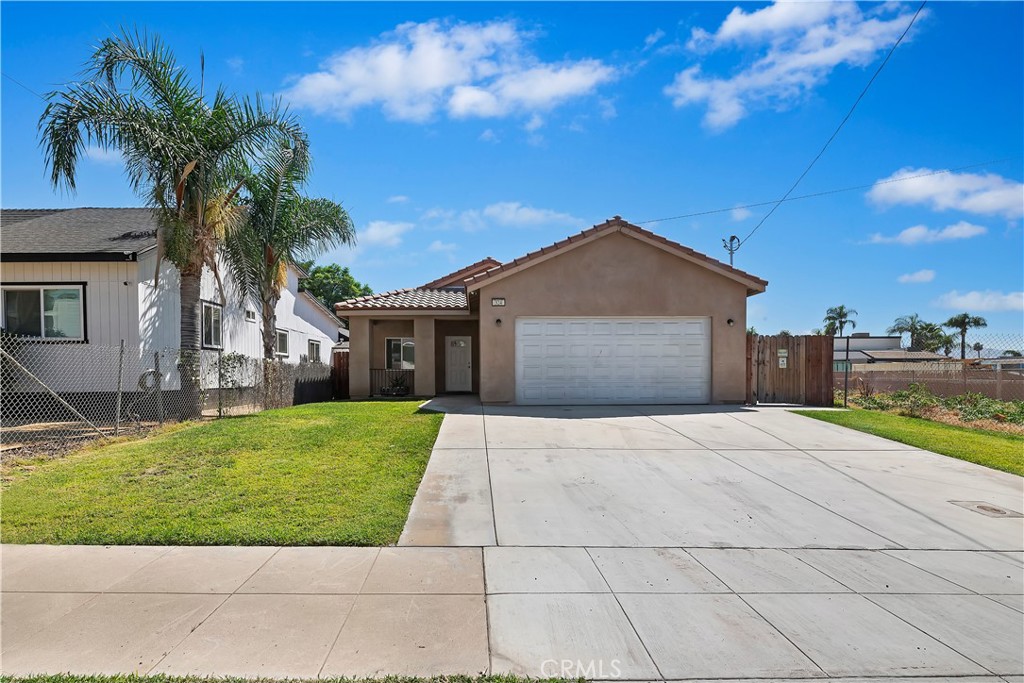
39 30 305 414
942 313 988 360
298 263 373 308
823 305 857 336
1002 349 1023 358
972 342 984 359
887 313 930 350
917 322 956 355
225 144 355 360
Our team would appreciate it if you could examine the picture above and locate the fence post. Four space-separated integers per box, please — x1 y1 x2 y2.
114 339 126 436
217 349 224 418
995 362 1003 401
843 336 850 408
154 351 165 426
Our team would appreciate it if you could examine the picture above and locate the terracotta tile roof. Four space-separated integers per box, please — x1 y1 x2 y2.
421 257 502 289
334 287 469 312
464 216 768 291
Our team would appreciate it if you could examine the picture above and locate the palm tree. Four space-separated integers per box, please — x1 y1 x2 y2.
887 313 929 350
225 144 355 360
39 30 306 413
972 342 984 359
942 313 988 360
1001 349 1023 358
824 305 857 336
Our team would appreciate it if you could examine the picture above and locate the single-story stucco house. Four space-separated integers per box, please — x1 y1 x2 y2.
336 216 767 405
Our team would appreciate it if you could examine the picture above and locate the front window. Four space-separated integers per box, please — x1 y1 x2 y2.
202 302 222 348
275 329 289 356
308 339 321 362
2 285 84 340
386 337 415 370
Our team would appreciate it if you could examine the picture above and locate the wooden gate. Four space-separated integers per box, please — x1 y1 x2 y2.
746 335 833 406
331 350 350 399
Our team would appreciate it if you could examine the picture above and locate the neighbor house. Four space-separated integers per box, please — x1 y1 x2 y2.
336 216 767 405
0 208 342 394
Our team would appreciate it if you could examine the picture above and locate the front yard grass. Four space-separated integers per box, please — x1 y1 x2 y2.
792 408 1024 477
1 401 443 546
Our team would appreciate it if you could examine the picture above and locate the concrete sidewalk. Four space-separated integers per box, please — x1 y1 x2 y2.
2 543 1022 678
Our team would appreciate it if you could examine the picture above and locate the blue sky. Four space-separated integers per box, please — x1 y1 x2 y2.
3 1 1022 337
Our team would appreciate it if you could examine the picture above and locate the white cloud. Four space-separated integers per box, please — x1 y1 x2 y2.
666 2 923 130
478 128 499 143
523 113 544 133
868 167 1024 219
643 29 666 51
83 146 121 165
933 290 1024 312
387 195 409 204
869 221 987 246
731 206 752 221
282 19 617 123
897 269 935 284
423 201 582 232
427 240 457 254
226 56 245 74
361 220 414 247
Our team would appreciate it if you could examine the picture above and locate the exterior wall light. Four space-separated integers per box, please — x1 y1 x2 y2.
495 318 503 326
727 318 735 327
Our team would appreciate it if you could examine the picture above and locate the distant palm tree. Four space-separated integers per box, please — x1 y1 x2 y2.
824 305 857 336
972 342 984 359
225 144 355 360
1001 349 1023 358
887 313 929 350
942 313 988 360
39 30 306 413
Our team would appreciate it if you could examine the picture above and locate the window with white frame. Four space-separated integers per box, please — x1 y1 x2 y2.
308 339 322 362
245 309 257 323
386 337 415 370
1 285 84 340
275 329 289 356
202 302 223 348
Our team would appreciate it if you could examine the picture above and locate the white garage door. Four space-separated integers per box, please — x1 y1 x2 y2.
515 317 711 405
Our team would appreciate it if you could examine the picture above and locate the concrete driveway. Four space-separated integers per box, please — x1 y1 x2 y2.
3 401 1021 679
398 399 1023 679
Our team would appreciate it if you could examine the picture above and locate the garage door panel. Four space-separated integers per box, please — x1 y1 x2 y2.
516 317 711 405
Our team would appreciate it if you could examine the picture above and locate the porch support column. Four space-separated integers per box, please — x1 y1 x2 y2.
414 316 436 397
349 316 371 398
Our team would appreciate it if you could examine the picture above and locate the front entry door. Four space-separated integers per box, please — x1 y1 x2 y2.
445 336 473 392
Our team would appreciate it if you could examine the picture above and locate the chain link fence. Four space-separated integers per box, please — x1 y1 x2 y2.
1 333 333 457
834 332 1024 435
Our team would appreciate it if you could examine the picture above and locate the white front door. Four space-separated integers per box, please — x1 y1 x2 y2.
515 317 712 405
445 336 473 392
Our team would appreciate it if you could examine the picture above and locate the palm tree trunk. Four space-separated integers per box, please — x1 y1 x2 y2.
261 295 280 409
178 271 203 418
960 331 967 360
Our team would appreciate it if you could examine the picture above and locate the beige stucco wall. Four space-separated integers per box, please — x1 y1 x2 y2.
476 231 753 404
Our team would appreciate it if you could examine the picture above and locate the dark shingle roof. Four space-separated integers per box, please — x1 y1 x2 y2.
1 208 158 258
335 288 469 312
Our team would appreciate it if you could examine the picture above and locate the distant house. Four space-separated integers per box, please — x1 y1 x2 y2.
0 208 343 388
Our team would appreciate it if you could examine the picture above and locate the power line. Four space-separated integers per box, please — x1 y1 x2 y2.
637 158 1018 226
2 72 46 100
735 1 928 251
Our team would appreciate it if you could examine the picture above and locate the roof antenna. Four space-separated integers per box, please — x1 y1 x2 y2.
722 235 740 266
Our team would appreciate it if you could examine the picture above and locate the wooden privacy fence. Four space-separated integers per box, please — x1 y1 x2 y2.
747 334 833 406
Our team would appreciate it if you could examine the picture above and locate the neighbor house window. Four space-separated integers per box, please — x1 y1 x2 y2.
202 302 222 348
275 329 289 356
245 309 257 323
308 339 321 362
386 337 415 370
1 285 84 340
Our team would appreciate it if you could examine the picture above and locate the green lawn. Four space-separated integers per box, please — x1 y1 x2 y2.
1 401 443 546
792 409 1024 477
